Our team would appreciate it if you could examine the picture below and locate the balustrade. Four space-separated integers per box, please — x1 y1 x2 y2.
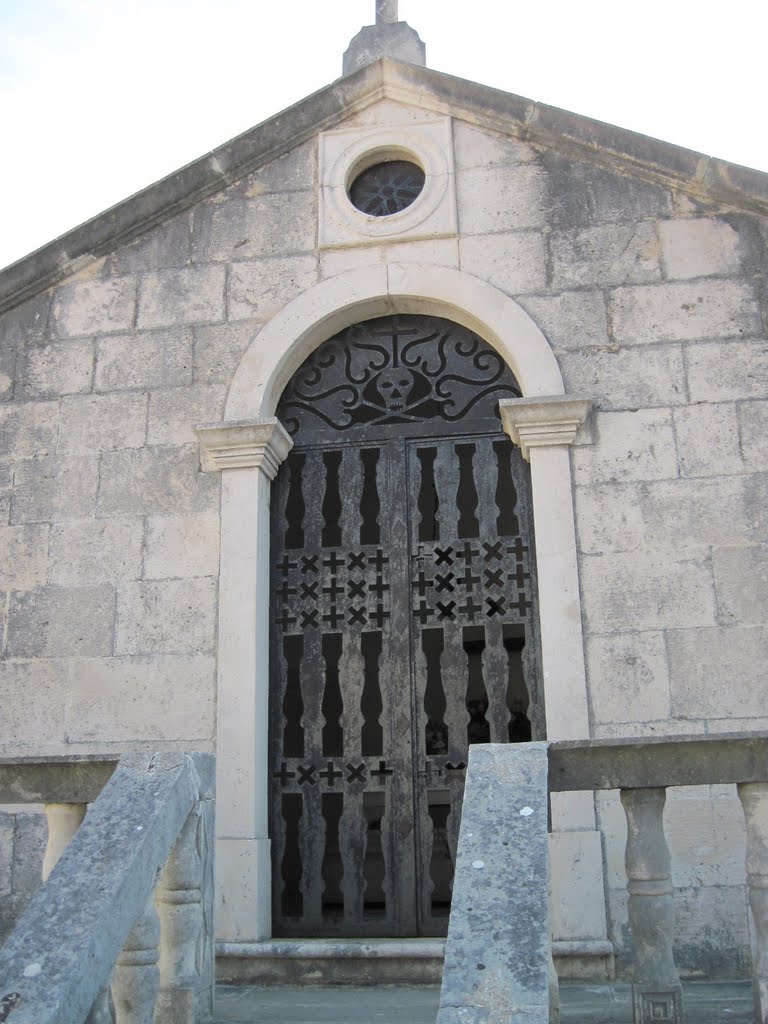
439 732 768 1024
0 752 214 1024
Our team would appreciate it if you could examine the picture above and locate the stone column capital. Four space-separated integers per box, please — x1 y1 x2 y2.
194 418 293 479
498 396 592 461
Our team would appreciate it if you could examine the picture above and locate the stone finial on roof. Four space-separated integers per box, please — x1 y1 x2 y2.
343 1 425 75
376 0 398 23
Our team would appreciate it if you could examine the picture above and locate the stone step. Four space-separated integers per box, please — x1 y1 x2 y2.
216 939 445 986
213 980 755 1024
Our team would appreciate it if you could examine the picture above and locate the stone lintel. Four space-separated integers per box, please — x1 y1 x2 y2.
194 418 293 477
499 396 592 460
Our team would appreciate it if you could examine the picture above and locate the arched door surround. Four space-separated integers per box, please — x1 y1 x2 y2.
195 263 606 955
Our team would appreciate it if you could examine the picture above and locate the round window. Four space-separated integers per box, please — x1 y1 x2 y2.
348 160 425 217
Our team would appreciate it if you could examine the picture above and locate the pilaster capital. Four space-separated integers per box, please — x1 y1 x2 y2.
193 418 293 479
498 396 592 461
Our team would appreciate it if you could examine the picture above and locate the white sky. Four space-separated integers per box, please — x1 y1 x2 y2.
1 0 766 272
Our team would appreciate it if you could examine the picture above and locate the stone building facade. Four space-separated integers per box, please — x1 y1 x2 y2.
0 25 766 978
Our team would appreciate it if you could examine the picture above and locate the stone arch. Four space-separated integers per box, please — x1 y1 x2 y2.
201 261 602 947
225 263 565 422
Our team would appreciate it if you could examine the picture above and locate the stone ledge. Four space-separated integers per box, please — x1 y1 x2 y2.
499 395 592 460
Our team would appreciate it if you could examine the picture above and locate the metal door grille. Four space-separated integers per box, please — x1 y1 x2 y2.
270 316 540 937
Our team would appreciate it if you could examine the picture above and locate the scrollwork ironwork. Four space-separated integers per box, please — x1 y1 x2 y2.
277 315 521 436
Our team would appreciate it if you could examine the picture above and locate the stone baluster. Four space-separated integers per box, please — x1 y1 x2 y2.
738 782 768 1023
620 788 683 1024
42 804 114 1023
155 802 215 1022
42 803 86 881
112 895 161 1024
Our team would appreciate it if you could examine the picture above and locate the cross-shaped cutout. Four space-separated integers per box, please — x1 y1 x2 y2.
297 764 316 786
507 538 529 561
300 608 319 628
323 578 344 601
277 579 296 603
412 600 433 624
323 606 344 629
456 542 479 564
319 761 343 787
411 571 433 597
348 605 367 625
508 564 530 589
273 762 295 786
509 592 531 617
370 760 394 782
323 551 345 575
434 546 454 566
276 555 297 574
484 568 504 588
369 574 389 598
436 600 457 620
435 572 455 592
369 549 389 572
457 568 480 591
459 596 482 620
369 602 390 628
482 541 503 562
347 578 366 599
275 608 297 630
300 581 319 600
301 554 319 574
346 762 366 783
348 552 366 571
485 596 506 617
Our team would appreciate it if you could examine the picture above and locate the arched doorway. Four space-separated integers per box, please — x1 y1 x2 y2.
268 313 542 938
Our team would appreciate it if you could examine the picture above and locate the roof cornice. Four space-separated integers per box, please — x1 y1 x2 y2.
1 58 767 316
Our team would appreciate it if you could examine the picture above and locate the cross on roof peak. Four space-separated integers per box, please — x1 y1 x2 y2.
376 0 398 24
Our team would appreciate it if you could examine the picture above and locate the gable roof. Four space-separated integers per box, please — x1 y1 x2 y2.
2 57 767 316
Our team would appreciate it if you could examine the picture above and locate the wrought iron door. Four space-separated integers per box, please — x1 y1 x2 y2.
269 316 540 938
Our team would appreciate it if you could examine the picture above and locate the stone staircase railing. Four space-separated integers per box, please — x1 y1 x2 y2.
0 752 214 1024
437 733 768 1024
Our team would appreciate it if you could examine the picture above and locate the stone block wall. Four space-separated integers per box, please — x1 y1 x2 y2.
0 96 766 970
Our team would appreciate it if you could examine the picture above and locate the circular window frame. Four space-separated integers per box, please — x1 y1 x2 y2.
325 126 452 241
347 155 426 217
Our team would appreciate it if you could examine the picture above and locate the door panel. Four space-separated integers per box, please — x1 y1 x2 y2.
269 432 535 937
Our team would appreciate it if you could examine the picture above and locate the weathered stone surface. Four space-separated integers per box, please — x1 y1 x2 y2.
550 221 661 288
343 20 426 75
104 210 193 274
237 139 317 196
64 655 215 743
518 290 611 350
0 524 48 590
438 743 549 1024
59 392 147 451
147 384 225 446
137 267 226 330
581 552 716 633
560 345 685 410
98 446 218 516
0 462 11 525
20 340 93 398
0 815 12 897
740 400 768 472
95 327 194 391
610 280 760 346
228 256 319 322
659 217 742 280
144 512 219 579
193 321 256 385
453 121 536 168
0 661 69 754
11 812 46 898
0 293 50 349
673 402 742 478
668 626 768 718
575 475 767 556
5 585 115 658
0 752 213 1024
49 518 143 585
586 631 670 725
0 401 58 457
456 163 546 234
572 409 678 485
115 579 216 655
319 238 459 279
540 155 673 231
687 340 768 402
713 545 768 626
459 232 546 295
50 276 136 339
192 192 315 263
11 455 99 523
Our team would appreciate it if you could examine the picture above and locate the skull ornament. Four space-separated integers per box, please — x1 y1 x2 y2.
375 367 415 412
